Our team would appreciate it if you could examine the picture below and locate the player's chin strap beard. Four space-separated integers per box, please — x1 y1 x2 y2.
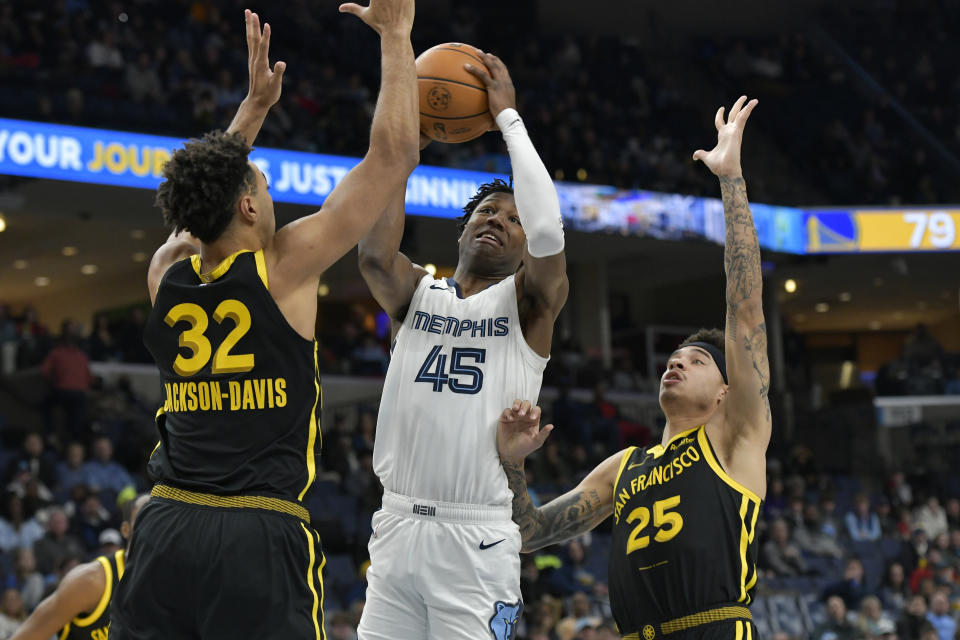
686 342 728 384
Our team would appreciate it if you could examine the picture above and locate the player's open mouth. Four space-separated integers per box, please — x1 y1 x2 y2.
476 231 503 247
663 371 683 384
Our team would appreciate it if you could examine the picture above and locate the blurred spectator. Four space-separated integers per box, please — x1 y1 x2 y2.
924 592 955 640
86 30 123 69
914 497 948 539
846 493 882 542
328 610 358 640
56 442 87 496
856 595 895 639
762 518 808 576
350 335 389 375
0 494 43 554
897 594 939 640
902 324 943 367
80 437 134 494
0 305 17 375
795 503 845 562
116 308 151 364
549 540 598 597
86 314 120 362
97 528 123 556
4 432 55 501
819 495 843 540
888 472 914 509
810 595 857 640
0 588 24 639
763 478 788 521
945 498 960 530
70 492 110 551
823 558 869 610
879 562 911 613
41 325 92 438
32 507 84 576
8 547 44 611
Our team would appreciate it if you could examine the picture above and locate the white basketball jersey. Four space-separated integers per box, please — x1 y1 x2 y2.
373 274 548 506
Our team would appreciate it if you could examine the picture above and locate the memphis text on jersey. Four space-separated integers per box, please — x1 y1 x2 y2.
411 312 509 338
613 436 699 524
160 378 287 413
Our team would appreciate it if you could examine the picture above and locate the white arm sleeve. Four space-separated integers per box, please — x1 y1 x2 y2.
496 108 565 258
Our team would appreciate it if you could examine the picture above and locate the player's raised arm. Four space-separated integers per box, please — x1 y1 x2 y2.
10 561 105 640
693 97 772 455
466 55 569 357
357 138 432 322
226 10 286 147
497 401 617 552
267 0 419 285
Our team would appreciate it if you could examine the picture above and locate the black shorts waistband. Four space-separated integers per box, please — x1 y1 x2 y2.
151 484 310 524
622 605 752 639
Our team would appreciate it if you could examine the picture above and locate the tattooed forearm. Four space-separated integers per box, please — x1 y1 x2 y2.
502 460 607 552
719 176 763 329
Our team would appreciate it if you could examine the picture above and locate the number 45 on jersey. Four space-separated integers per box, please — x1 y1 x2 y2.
415 346 486 394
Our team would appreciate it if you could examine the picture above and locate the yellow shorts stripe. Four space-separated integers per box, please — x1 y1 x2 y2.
301 523 323 640
151 484 310 524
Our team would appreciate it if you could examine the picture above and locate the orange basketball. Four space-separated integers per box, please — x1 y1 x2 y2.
416 43 493 143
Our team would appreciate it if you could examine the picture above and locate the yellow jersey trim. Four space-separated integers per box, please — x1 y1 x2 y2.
298 342 321 502
744 500 760 600
190 249 252 284
696 427 762 503
72 556 112 627
613 447 637 492
151 484 310 524
737 495 750 603
59 624 70 640
621 605 752 637
647 426 701 459
115 549 125 580
301 524 323 640
254 249 269 289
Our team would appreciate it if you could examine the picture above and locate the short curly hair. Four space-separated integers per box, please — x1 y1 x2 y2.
679 328 725 353
456 178 514 234
156 131 257 243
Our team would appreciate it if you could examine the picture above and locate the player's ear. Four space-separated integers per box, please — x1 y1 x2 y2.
716 384 728 405
237 193 258 224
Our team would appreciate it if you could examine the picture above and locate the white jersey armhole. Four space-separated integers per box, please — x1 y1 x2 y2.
506 274 550 371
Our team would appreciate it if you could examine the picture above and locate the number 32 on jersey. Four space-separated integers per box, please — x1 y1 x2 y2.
415 345 486 394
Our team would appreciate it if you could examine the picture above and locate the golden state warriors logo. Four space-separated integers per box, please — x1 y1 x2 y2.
643 624 656 640
427 86 451 112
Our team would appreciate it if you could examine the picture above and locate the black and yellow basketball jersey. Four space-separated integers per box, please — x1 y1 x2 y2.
60 550 125 640
608 425 761 635
144 249 321 501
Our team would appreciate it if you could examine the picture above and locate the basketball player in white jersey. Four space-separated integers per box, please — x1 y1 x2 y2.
356 53 567 640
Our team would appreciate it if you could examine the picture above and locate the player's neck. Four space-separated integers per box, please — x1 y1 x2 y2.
199 231 262 272
451 266 509 298
661 410 714 446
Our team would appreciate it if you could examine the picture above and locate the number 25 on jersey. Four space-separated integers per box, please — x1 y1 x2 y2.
165 300 255 377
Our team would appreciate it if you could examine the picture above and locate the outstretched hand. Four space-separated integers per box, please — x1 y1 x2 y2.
464 52 517 127
497 400 553 466
339 0 415 37
244 9 286 110
692 95 758 179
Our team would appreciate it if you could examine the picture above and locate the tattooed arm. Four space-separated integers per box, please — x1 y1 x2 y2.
693 96 770 496
497 401 618 552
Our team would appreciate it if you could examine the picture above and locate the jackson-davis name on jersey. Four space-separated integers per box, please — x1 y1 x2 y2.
412 312 509 338
161 378 288 413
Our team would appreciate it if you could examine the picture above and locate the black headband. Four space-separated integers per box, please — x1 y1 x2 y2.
686 342 728 384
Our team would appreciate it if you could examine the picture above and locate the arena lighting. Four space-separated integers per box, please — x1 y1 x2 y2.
424 263 437 276
838 291 852 302
130 229 146 240
317 283 330 297
576 168 588 181
80 264 98 275
132 252 147 262
815 302 829 313
62 246 78 256
784 279 797 293
0 213 6 232
869 321 882 330
12 259 26 269
34 276 49 287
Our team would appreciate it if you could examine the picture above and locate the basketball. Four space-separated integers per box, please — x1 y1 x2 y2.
416 42 494 143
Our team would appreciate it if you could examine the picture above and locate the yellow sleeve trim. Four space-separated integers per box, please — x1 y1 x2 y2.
72 557 112 627
59 623 70 640
190 249 252 283
613 446 637 492
254 249 269 289
697 428 762 504
116 549 126 581
647 425 701 459
297 342 321 502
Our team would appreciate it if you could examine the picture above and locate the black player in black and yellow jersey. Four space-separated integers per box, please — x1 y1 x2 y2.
110 4 419 639
10 494 149 640
497 96 770 640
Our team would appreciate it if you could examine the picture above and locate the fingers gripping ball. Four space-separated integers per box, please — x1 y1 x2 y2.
416 43 493 143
